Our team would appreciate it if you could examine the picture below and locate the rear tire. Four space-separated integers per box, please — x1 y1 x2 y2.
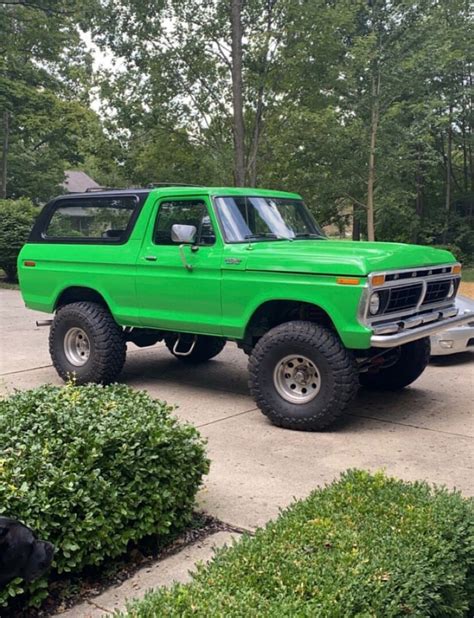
248 321 358 431
50 302 126 384
165 334 226 363
359 338 430 391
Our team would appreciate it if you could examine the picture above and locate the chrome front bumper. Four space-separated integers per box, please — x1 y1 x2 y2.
370 306 474 348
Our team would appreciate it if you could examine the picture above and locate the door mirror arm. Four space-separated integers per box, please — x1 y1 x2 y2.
179 245 194 271
171 224 198 271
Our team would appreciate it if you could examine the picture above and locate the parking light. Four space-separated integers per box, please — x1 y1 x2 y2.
371 274 385 286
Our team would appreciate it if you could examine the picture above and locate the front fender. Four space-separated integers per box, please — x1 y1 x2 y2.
221 270 372 349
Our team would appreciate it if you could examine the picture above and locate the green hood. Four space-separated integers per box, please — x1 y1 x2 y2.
245 240 456 277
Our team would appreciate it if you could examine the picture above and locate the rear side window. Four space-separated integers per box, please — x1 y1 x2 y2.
44 197 138 242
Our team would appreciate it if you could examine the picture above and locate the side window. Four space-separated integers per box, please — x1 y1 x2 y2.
45 197 138 242
153 200 216 246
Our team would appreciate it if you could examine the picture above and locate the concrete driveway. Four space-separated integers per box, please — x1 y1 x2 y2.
1 288 473 531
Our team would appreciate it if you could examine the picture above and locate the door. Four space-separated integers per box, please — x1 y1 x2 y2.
136 196 223 334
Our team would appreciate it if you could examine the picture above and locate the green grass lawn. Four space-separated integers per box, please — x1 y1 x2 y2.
461 267 474 282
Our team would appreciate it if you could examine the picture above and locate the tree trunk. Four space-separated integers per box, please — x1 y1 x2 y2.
230 0 246 186
464 40 473 218
461 111 468 194
414 144 423 243
246 0 277 187
443 105 452 243
247 85 264 187
1 111 9 199
366 72 380 242
352 203 361 241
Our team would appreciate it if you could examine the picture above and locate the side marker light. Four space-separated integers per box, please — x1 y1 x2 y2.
336 277 360 285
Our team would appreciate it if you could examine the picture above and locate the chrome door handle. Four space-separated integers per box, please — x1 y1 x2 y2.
144 255 157 262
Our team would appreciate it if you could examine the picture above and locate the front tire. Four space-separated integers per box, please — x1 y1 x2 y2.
248 321 358 431
50 302 126 384
360 337 430 391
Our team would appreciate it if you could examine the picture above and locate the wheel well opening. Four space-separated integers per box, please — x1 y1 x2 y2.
244 301 335 346
55 287 109 311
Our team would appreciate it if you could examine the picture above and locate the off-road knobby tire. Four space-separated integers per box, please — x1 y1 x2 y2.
359 337 430 391
50 302 126 384
248 321 359 431
165 334 226 363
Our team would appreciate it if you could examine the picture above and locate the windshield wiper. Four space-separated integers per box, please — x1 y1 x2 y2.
244 233 278 239
294 233 325 240
244 233 292 241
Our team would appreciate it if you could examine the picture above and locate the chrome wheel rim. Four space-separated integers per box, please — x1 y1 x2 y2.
64 327 90 366
273 354 321 404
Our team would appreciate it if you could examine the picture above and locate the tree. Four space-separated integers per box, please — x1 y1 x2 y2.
0 198 37 281
0 0 118 202
230 0 245 185
89 0 283 187
260 0 471 252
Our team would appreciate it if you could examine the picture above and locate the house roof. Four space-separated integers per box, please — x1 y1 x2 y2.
63 170 100 193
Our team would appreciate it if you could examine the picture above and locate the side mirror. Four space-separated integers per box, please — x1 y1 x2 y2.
171 224 197 244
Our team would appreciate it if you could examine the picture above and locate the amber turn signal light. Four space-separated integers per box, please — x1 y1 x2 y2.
24 261 36 267
371 274 386 286
336 277 360 285
452 264 462 275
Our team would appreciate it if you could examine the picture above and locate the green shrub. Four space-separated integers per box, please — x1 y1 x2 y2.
124 470 474 618
0 383 209 607
0 198 38 281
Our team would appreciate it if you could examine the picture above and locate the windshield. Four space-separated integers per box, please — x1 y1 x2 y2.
214 196 325 243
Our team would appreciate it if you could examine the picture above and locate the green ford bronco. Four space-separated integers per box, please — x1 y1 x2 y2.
18 185 472 431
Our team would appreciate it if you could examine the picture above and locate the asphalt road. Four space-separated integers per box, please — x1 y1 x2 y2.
1 288 473 531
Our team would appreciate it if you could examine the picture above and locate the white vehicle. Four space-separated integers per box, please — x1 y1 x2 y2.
431 295 474 355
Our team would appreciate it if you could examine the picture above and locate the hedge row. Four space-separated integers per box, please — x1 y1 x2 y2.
0 198 38 281
0 383 209 607
124 470 474 617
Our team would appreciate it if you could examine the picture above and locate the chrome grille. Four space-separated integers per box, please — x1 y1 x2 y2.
422 278 458 306
385 284 423 313
365 263 461 324
423 279 451 304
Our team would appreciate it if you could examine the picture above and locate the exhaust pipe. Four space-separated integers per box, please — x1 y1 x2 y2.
36 319 53 327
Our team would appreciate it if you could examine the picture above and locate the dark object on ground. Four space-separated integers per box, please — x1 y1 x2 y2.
1 513 237 618
0 517 54 589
